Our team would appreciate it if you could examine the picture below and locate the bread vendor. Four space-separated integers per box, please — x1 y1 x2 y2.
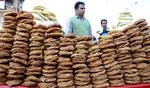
65 1 92 37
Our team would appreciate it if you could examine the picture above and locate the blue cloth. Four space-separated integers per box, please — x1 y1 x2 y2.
99 29 109 38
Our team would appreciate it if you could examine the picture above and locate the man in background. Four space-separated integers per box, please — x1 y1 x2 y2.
65 1 92 36
97 19 109 39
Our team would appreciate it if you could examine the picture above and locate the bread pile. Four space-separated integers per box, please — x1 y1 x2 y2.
124 25 145 63
99 37 125 86
57 34 76 88
71 36 93 88
22 25 45 86
88 44 109 88
0 11 17 84
38 23 63 88
1 10 150 88
133 19 150 83
6 11 34 86
0 31 2 37
2 11 17 34
110 30 141 84
138 21 150 62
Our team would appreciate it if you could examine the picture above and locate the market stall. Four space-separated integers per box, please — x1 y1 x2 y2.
0 10 150 88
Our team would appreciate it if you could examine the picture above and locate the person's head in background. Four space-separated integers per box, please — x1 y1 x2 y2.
74 1 85 18
101 19 108 30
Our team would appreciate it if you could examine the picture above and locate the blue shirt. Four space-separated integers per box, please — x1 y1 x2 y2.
99 29 109 39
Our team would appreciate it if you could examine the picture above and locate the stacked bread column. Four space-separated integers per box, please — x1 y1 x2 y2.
71 36 93 88
0 12 17 84
110 30 141 84
123 24 147 84
133 19 150 83
39 23 63 88
99 37 125 86
88 44 109 88
57 34 76 88
140 30 150 62
6 11 33 86
22 25 45 86
138 22 150 63
124 24 149 83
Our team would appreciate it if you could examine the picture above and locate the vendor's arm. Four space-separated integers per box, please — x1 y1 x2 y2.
65 18 73 35
88 24 92 36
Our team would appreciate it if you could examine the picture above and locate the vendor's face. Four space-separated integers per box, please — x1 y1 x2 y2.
101 21 107 28
76 4 85 16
